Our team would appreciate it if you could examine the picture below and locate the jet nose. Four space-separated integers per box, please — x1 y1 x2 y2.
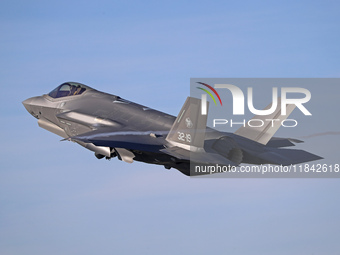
22 97 40 118
22 97 34 113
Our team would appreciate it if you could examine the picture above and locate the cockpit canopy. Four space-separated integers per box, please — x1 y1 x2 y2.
48 82 89 98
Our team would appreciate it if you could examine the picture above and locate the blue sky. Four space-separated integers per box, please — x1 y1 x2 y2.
1 0 340 254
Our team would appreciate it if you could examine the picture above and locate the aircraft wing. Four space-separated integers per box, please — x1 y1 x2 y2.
56 111 125 128
57 110 167 152
71 129 166 153
160 146 238 166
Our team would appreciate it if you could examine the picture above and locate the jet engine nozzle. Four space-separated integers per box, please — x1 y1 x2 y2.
212 136 243 164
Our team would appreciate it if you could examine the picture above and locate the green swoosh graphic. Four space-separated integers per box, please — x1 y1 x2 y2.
197 87 217 105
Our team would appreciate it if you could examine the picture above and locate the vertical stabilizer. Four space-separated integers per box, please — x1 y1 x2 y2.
166 97 208 149
234 98 296 145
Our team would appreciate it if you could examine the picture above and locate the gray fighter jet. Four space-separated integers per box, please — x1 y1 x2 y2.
22 82 322 175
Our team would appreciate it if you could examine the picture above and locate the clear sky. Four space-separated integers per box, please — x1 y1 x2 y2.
1 0 340 254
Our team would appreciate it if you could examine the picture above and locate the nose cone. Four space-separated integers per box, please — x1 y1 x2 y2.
22 96 42 119
22 97 34 113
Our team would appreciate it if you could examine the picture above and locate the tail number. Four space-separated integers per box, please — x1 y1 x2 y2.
178 132 191 143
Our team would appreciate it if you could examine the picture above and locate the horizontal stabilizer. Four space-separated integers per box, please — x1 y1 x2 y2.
161 146 238 166
266 137 304 147
257 148 323 165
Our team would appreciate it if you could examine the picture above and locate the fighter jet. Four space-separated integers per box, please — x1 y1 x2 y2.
22 82 322 175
